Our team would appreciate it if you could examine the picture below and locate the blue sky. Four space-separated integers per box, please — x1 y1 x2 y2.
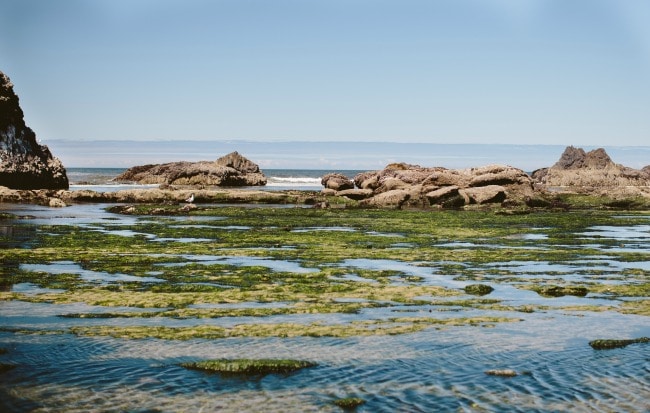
2 0 649 146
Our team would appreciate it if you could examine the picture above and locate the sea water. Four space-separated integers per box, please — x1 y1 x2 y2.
1 204 649 412
67 168 363 192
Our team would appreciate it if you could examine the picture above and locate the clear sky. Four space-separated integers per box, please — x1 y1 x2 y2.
1 0 649 146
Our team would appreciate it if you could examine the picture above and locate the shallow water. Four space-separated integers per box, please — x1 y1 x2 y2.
1 204 649 412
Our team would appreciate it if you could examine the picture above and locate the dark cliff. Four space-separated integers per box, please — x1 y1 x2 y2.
0 71 68 189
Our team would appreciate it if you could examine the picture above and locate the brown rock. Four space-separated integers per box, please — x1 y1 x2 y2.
48 198 66 208
359 189 410 209
321 173 354 191
114 152 267 187
425 185 461 205
532 146 650 190
336 188 373 200
461 185 507 204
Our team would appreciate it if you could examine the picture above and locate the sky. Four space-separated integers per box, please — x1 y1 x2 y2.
1 0 650 147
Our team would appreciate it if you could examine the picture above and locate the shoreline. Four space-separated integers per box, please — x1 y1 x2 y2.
2 184 650 212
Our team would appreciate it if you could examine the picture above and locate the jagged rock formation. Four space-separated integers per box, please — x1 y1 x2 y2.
532 146 650 192
114 151 267 187
323 163 536 208
0 71 68 189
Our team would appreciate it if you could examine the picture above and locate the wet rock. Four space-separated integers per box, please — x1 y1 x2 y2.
534 285 588 297
485 369 518 377
47 198 66 208
180 203 197 212
589 337 649 350
464 284 494 296
0 71 68 190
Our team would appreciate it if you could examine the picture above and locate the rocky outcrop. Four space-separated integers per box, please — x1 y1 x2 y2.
0 71 68 189
327 162 536 208
114 151 267 187
532 146 650 191
321 173 354 191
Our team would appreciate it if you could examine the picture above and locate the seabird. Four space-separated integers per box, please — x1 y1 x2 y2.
185 193 194 203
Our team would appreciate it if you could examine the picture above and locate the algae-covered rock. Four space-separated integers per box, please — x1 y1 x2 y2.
333 397 365 409
534 285 588 297
180 358 317 375
464 284 494 296
589 337 649 350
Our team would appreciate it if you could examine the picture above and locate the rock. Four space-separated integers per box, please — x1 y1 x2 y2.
469 165 533 188
0 185 22 203
589 337 649 350
425 186 460 205
336 188 373 200
321 173 354 191
114 152 267 187
532 146 650 191
485 369 518 377
48 198 66 208
0 71 68 189
359 189 410 209
461 185 507 204
534 285 588 297
344 162 537 208
464 284 494 296
180 203 197 212
320 188 336 196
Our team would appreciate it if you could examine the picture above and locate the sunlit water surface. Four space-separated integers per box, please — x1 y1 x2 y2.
1 204 648 412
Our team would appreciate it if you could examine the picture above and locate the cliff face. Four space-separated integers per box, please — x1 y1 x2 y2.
0 71 68 189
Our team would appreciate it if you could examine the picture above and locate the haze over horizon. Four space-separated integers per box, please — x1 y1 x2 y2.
2 0 649 148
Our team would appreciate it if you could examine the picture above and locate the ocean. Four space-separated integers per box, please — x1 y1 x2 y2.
66 168 365 192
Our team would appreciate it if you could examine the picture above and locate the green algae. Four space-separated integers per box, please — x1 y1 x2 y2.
179 358 317 375
69 316 520 340
2 205 648 339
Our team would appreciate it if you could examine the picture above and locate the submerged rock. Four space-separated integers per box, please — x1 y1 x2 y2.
0 71 68 189
485 369 518 377
114 151 267 187
179 358 317 376
464 284 494 296
589 337 649 350
533 285 588 298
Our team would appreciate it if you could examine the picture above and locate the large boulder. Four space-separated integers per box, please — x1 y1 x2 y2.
0 71 68 189
532 146 650 190
321 173 354 191
343 162 535 208
114 151 267 187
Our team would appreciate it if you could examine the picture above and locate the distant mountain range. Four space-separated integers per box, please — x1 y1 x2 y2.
45 139 650 172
